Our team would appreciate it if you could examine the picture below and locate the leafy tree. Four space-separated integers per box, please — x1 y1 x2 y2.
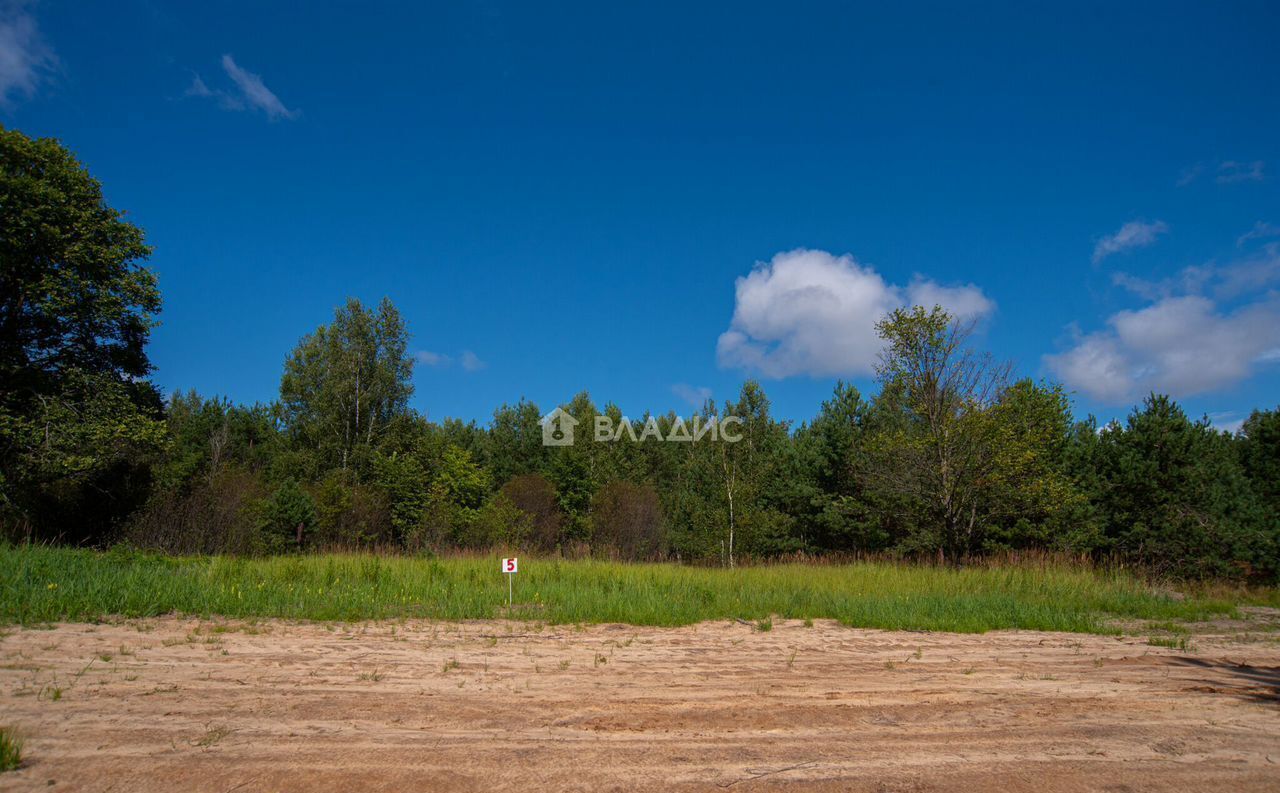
0 128 165 539
370 451 429 543
979 379 1080 551
278 297 412 473
153 391 276 491
402 444 496 549
864 306 1075 559
0 127 159 392
486 399 546 484
668 382 793 565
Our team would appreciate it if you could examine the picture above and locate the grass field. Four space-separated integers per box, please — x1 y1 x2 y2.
3 544 1269 633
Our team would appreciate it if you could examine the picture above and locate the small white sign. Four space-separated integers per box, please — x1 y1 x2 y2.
502 557 518 574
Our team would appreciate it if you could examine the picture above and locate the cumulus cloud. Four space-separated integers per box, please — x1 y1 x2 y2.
0 0 55 106
1092 220 1168 264
1112 246 1280 303
671 383 712 408
716 249 995 378
1046 252 1280 403
459 350 486 372
187 54 299 121
1217 160 1265 184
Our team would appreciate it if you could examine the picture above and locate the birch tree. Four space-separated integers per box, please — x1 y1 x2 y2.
278 297 412 475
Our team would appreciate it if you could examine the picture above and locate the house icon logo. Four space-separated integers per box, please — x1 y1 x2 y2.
542 407 579 447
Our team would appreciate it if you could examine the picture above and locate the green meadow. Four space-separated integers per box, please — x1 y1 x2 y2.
2 544 1265 634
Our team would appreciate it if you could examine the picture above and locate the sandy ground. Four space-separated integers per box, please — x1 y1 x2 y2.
1 617 1278 792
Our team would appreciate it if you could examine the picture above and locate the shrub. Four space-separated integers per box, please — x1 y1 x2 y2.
255 478 317 553
500 474 565 552
591 481 666 561
125 467 263 554
312 473 393 549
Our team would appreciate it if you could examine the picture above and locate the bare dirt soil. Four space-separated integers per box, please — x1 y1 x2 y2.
1 617 1278 792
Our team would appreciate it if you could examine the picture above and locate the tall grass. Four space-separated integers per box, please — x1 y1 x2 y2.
0 544 1246 633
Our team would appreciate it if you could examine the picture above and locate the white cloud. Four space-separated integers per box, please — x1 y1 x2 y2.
415 349 486 372
716 249 995 378
1092 220 1168 264
1207 412 1246 435
671 383 712 408
1178 160 1266 187
187 55 299 121
1237 221 1280 248
1176 163 1204 187
1111 246 1280 304
0 0 54 106
1045 288 1280 404
220 54 298 120
415 350 451 367
1217 160 1265 184
184 74 213 98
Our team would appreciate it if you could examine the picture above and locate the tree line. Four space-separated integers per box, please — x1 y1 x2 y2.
2 127 1277 580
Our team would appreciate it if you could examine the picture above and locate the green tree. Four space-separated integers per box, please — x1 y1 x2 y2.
256 478 317 552
790 382 885 553
1240 407 1280 516
1091 396 1271 579
864 306 1073 559
0 127 165 540
667 382 793 565
486 399 546 484
278 297 412 474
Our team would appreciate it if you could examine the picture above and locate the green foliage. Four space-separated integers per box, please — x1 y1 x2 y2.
0 126 158 389
278 297 412 473
0 124 1274 579
255 479 317 553
311 472 391 549
152 391 275 491
864 307 1081 560
469 493 532 550
370 451 429 542
1240 407 1280 517
0 128 165 541
435 445 491 510
1078 396 1274 579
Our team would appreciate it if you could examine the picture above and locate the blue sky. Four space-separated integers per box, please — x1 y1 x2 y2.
3 1 1279 430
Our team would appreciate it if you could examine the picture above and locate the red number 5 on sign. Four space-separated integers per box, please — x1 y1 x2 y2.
502 558 517 574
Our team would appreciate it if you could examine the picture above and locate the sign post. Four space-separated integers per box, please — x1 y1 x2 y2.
501 557 518 609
